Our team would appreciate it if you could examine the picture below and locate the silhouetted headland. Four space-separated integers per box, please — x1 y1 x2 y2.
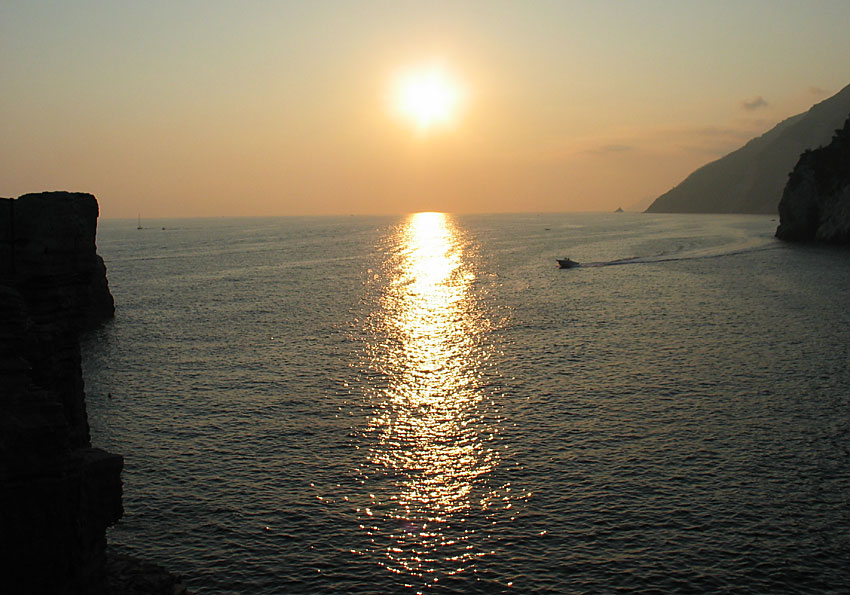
0 192 188 594
646 83 850 214
776 116 850 242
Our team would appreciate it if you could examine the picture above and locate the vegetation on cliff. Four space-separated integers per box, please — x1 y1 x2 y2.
776 116 850 242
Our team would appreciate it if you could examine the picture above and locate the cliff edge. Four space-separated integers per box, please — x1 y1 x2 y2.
1 192 190 594
0 192 120 593
776 116 850 242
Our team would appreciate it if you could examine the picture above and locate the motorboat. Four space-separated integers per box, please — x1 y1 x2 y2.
557 258 579 269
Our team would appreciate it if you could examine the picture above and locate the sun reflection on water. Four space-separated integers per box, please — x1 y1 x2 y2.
354 212 509 584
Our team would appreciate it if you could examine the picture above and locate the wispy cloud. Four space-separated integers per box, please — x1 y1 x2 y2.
571 119 774 160
585 144 633 155
688 125 756 140
809 86 829 96
741 96 768 111
658 122 774 156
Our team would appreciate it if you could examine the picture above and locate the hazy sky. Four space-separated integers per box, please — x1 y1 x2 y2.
2 1 849 218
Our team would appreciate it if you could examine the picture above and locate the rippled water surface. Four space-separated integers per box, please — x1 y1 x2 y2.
82 213 850 593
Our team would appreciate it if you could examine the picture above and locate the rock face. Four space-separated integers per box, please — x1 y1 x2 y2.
646 83 850 214
776 117 850 242
1 192 122 593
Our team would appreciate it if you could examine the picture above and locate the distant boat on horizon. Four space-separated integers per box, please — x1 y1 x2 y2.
137 214 143 230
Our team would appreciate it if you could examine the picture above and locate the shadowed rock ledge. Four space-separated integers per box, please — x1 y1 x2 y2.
0 192 187 594
776 116 850 242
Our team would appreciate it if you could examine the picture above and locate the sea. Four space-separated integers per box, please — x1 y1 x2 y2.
81 212 850 594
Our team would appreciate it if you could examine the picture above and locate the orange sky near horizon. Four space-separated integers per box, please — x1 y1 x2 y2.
2 1 850 219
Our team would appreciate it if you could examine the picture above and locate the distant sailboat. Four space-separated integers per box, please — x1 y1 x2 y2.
137 214 143 230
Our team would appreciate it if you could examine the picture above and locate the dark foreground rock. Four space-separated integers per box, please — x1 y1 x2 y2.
1 192 185 593
776 116 850 242
106 550 191 595
1 192 120 593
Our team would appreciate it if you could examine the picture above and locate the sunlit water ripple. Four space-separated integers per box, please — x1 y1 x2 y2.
347 213 524 589
83 213 850 593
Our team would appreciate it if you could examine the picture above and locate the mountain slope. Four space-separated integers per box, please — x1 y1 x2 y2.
646 84 850 214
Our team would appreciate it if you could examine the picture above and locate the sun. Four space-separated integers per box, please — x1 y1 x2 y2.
392 63 464 133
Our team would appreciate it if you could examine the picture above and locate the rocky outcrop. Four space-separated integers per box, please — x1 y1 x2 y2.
1 192 121 593
6 192 116 329
105 550 191 595
647 83 850 214
776 117 850 242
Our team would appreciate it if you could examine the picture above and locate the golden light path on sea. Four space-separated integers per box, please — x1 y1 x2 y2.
355 212 505 584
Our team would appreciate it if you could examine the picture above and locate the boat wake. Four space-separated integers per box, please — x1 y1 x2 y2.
573 235 781 268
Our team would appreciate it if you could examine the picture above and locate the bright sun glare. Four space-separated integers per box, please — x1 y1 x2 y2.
393 64 464 133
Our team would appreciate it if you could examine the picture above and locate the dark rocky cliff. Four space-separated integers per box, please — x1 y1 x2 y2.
0 192 121 593
776 117 850 242
647 83 850 214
